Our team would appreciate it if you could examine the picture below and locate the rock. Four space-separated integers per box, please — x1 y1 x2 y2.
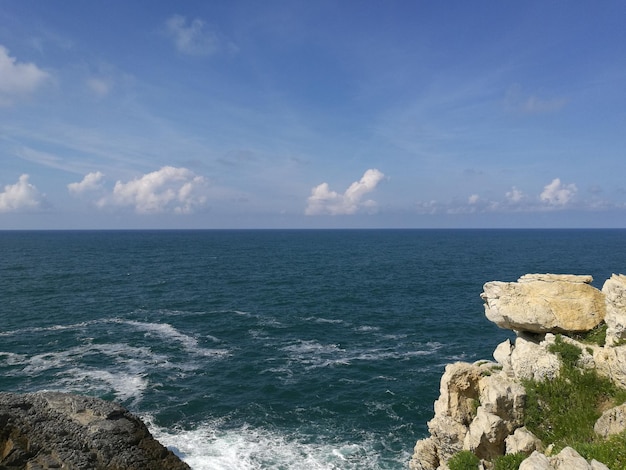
510 334 560 382
426 415 468 464
478 371 526 428
493 339 513 372
409 437 439 470
594 345 626 389
519 450 552 470
594 403 626 438
0 391 190 470
603 274 626 346
463 406 509 460
505 427 542 455
433 362 482 426
481 274 605 333
550 446 596 470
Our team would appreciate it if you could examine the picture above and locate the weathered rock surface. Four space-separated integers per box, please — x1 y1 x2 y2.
594 403 626 438
603 274 626 346
481 274 605 333
0 391 190 470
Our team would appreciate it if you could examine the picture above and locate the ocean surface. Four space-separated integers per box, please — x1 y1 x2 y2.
1 229 625 469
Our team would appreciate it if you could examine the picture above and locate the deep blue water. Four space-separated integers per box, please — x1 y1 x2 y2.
1 229 625 469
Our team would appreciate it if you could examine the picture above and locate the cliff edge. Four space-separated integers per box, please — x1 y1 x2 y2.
410 273 626 470
0 391 190 470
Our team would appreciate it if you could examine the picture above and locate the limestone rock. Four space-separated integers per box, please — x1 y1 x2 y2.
519 450 551 470
550 446 598 470
594 345 626 389
463 406 509 460
409 437 439 470
481 274 605 333
594 403 626 438
426 415 468 464
603 274 626 346
493 339 513 372
505 427 542 455
0 391 190 470
478 371 526 428
433 362 482 426
510 334 560 382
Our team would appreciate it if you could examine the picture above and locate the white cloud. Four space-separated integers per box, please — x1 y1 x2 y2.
305 169 385 215
165 15 220 56
505 84 567 115
468 194 480 204
505 186 524 203
540 178 577 206
0 174 43 212
0 45 49 105
87 78 112 97
68 171 105 195
98 166 207 214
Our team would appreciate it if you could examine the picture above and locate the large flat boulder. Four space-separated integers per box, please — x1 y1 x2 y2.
481 274 605 333
0 391 190 470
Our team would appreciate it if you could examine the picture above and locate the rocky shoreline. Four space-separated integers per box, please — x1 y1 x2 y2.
410 273 626 470
0 391 189 469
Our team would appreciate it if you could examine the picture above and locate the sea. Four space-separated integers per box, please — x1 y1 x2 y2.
1 229 625 469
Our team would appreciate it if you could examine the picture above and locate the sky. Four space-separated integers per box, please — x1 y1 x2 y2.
1 1 626 229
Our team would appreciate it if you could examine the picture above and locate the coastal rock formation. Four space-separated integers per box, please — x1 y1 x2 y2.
0 391 190 470
410 273 626 470
603 274 626 346
481 274 605 333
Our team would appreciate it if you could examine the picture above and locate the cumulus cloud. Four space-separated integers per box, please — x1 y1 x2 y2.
165 15 220 56
0 45 49 105
305 169 385 215
98 166 206 214
540 178 577 206
68 171 105 195
0 174 43 212
468 194 480 205
505 186 524 203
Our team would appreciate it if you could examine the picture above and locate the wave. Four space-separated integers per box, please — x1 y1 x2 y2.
144 417 410 470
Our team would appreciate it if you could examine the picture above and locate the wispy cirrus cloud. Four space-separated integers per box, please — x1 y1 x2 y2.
0 174 44 212
0 45 50 106
305 169 385 215
165 15 224 56
505 84 568 114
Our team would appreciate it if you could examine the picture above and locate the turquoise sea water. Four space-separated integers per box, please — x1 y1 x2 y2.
1 229 625 469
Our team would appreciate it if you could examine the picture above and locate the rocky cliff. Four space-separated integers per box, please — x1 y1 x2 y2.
410 273 626 470
0 391 190 469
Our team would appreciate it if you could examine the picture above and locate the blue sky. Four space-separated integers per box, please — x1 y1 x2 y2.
1 1 625 229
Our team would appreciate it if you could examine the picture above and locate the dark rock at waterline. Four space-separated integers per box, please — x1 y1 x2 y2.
0 391 190 470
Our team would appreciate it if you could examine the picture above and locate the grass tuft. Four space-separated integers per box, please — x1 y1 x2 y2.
493 453 526 470
572 322 607 347
448 450 480 470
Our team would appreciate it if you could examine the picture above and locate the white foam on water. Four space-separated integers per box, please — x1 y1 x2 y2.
355 325 380 332
120 320 230 358
303 316 345 324
59 368 148 403
281 340 443 369
0 320 98 337
145 418 403 470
